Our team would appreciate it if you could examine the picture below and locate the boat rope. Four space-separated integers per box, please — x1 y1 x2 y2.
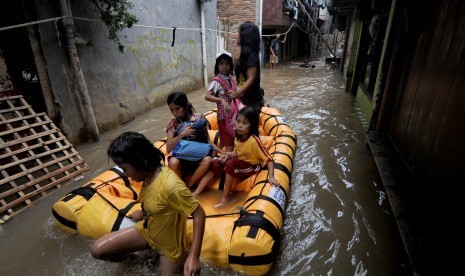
81 172 136 219
243 181 268 210
188 206 249 219
90 187 132 219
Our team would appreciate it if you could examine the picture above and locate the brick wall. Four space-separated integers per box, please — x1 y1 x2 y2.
217 0 257 60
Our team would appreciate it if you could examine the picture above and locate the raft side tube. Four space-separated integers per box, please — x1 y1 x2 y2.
52 185 97 233
204 109 218 130
52 181 112 233
92 167 143 199
52 168 141 235
77 191 139 239
228 210 281 275
187 215 237 267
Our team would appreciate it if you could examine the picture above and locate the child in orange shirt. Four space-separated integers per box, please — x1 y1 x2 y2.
211 106 280 207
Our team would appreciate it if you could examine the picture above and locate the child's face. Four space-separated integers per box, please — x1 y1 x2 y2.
168 103 187 121
116 162 145 182
236 33 241 46
235 113 251 136
217 58 230 75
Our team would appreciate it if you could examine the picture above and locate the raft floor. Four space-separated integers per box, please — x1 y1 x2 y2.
193 188 249 216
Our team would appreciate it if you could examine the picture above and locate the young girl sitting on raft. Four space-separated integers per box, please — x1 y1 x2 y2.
165 91 222 195
211 106 280 208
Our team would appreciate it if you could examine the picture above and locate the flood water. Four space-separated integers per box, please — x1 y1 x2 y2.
0 55 412 275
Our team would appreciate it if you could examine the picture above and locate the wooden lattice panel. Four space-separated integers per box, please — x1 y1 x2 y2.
0 95 89 221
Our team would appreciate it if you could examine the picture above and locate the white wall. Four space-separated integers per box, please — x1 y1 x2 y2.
35 0 218 144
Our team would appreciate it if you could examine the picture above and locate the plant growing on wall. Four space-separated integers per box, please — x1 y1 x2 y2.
90 0 138 52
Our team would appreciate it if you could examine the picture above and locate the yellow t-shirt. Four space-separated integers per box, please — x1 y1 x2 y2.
134 166 199 262
234 134 273 166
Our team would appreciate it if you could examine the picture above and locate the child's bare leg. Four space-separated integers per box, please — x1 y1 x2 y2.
90 226 149 261
159 253 185 275
192 171 214 197
168 157 182 179
215 174 234 208
186 156 212 188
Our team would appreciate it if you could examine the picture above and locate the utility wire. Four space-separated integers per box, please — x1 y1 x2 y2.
0 15 237 35
0 15 297 39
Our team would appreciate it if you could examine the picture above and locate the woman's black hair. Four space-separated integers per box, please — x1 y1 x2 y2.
235 21 261 77
167 91 195 116
107 131 165 172
238 106 260 137
214 54 234 76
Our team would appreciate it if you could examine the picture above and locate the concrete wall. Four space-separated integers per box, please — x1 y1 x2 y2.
34 0 217 144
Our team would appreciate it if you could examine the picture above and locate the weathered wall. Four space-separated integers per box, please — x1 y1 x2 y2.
263 0 287 26
34 0 217 144
217 0 258 60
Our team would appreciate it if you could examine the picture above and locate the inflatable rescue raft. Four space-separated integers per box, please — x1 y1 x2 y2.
52 107 296 275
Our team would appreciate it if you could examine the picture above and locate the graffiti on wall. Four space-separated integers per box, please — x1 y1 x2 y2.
129 29 197 92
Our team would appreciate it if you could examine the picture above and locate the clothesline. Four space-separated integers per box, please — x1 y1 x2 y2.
0 15 237 35
262 23 296 37
0 15 299 39
0 17 62 31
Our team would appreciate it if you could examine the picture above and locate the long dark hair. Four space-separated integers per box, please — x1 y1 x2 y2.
238 106 260 137
167 91 195 116
214 54 234 76
107 131 165 172
235 21 260 77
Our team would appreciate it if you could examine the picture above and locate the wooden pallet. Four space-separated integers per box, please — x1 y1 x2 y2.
0 95 89 221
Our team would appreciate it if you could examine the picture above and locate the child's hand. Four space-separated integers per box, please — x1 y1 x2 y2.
224 151 236 159
219 154 228 163
181 125 195 138
130 209 144 222
219 152 234 163
221 99 231 112
228 89 240 99
269 177 280 187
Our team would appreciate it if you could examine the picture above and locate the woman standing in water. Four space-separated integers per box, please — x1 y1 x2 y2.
229 21 266 112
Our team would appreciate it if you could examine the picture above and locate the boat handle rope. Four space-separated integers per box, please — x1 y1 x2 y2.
92 176 247 220
90 186 132 219
108 167 138 199
188 206 249 219
90 168 141 201
243 178 269 210
86 173 139 219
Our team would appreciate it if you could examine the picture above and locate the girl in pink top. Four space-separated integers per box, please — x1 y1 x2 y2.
205 50 244 152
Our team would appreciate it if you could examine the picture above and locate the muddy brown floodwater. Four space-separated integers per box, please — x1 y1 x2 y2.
0 55 412 275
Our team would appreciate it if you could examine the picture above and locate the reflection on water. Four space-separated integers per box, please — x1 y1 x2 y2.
0 56 411 275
